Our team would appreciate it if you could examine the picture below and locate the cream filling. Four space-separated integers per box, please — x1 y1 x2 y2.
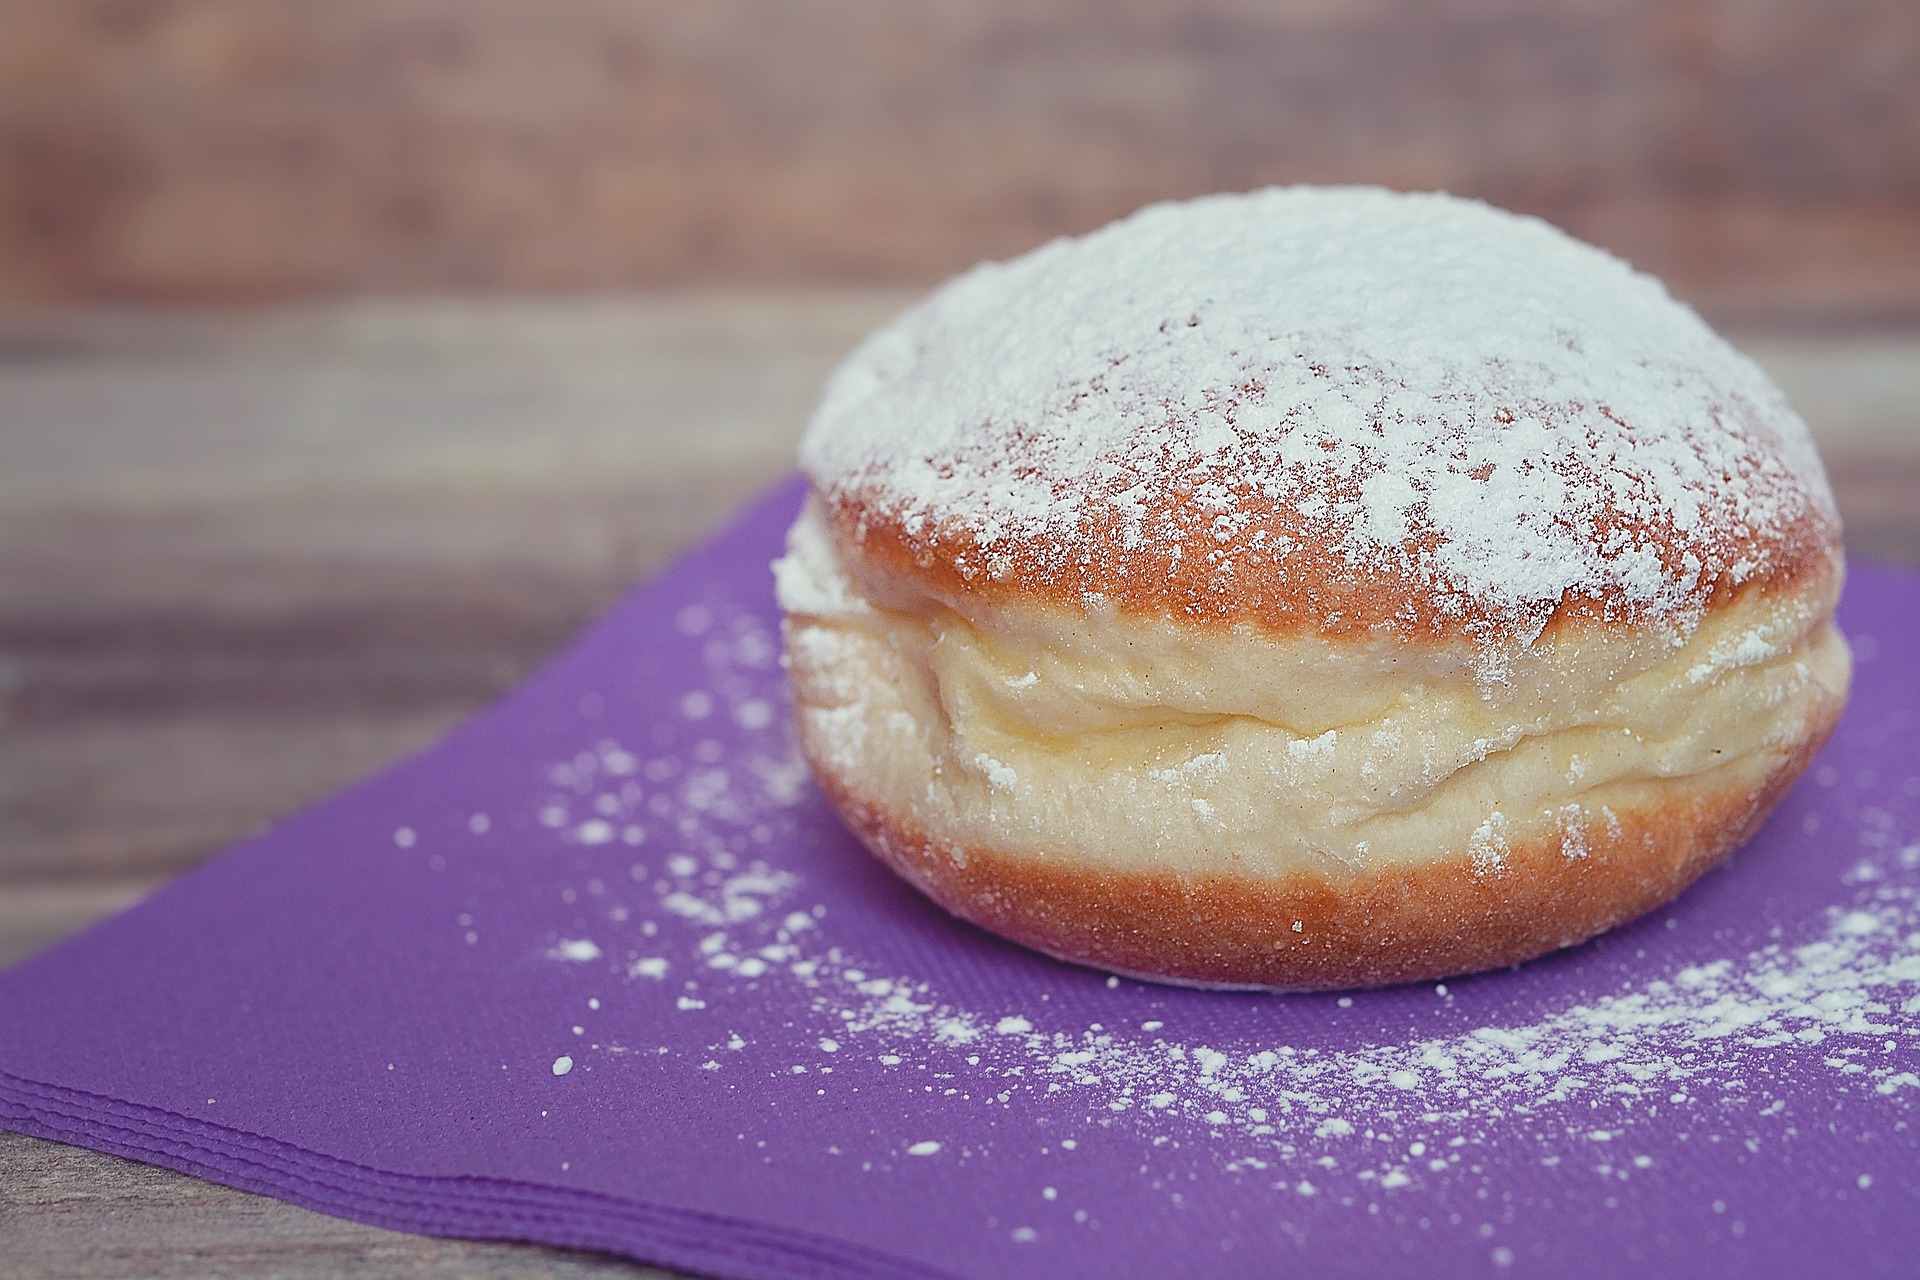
776 500 1851 880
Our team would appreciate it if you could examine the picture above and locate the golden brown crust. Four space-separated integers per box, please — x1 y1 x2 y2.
823 480 1844 649
805 689 1845 991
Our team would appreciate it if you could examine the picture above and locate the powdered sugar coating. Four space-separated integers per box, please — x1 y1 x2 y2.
802 187 1837 651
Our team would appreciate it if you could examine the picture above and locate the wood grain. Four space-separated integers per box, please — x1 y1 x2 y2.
1 295 1915 1275
2 1 1918 315
1 1131 679 1279
0 294 902 893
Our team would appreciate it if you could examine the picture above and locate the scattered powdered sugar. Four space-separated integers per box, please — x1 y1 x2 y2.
802 187 1833 650
420 591 1917 1237
973 753 1019 790
1467 811 1512 876
1688 624 1792 685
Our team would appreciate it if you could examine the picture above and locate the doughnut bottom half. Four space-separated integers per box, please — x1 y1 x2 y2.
777 505 1853 991
801 707 1842 990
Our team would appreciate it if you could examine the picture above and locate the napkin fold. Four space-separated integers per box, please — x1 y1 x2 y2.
5 480 1918 1279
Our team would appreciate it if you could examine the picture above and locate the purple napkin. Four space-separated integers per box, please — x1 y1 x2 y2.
5 478 1918 1279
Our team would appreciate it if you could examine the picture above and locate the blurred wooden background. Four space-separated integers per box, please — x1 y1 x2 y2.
4 3 1919 1275
4 0 1918 318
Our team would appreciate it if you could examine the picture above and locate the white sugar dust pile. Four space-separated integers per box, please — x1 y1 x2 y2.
425 592 1915 1232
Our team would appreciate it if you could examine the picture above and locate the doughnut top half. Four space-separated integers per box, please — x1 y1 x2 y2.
800 187 1840 654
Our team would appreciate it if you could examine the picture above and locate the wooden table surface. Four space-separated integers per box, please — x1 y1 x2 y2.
3 295 1917 1276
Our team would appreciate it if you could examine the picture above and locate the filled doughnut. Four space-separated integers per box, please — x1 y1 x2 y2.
775 186 1851 991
